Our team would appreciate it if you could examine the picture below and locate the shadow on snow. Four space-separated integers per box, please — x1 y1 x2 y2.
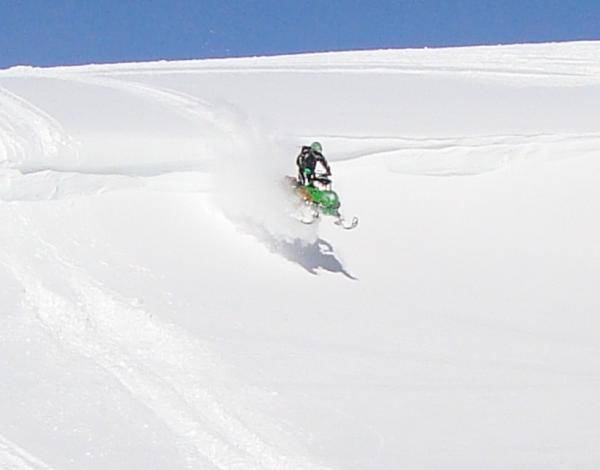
269 236 357 280
236 218 358 280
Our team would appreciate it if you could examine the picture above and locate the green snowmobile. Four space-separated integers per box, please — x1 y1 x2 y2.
287 174 358 230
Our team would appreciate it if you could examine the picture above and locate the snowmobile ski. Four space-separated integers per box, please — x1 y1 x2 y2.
334 215 359 230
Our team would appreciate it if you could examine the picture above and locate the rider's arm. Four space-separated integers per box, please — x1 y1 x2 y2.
297 146 309 167
318 155 332 176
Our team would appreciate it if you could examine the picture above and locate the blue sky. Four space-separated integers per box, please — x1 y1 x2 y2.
1 0 600 68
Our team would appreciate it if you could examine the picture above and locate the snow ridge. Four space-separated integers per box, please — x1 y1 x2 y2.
0 86 77 166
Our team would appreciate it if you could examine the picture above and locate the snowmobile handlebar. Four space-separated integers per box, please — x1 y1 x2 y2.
314 171 332 180
314 175 332 185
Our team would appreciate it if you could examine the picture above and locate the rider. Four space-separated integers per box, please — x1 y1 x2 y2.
296 142 331 186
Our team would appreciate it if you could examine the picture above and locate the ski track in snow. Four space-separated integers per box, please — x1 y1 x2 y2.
0 85 77 166
0 72 244 201
0 84 90 201
0 434 55 470
0 209 330 470
1 74 596 203
1 41 597 198
0 69 332 470
44 71 223 125
2 54 599 203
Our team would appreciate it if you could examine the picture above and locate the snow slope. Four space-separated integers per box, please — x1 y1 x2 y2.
1 41 600 470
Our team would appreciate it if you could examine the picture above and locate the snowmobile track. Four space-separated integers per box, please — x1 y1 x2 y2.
0 209 331 470
0 434 55 470
0 85 76 166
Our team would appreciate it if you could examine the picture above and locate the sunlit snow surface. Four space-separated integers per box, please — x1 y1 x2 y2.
1 41 600 470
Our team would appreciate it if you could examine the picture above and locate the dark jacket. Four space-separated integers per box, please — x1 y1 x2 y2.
296 146 331 177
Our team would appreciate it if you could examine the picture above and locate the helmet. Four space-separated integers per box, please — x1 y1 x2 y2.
310 142 323 153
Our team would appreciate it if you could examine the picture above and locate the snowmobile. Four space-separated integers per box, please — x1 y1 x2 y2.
286 174 359 230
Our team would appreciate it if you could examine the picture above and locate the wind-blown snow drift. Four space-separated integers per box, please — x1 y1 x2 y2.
1 41 600 470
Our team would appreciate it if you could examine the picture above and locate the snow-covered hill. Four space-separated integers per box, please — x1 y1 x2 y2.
1 41 600 470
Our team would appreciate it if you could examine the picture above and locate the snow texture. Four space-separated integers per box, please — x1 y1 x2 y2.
1 41 600 469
